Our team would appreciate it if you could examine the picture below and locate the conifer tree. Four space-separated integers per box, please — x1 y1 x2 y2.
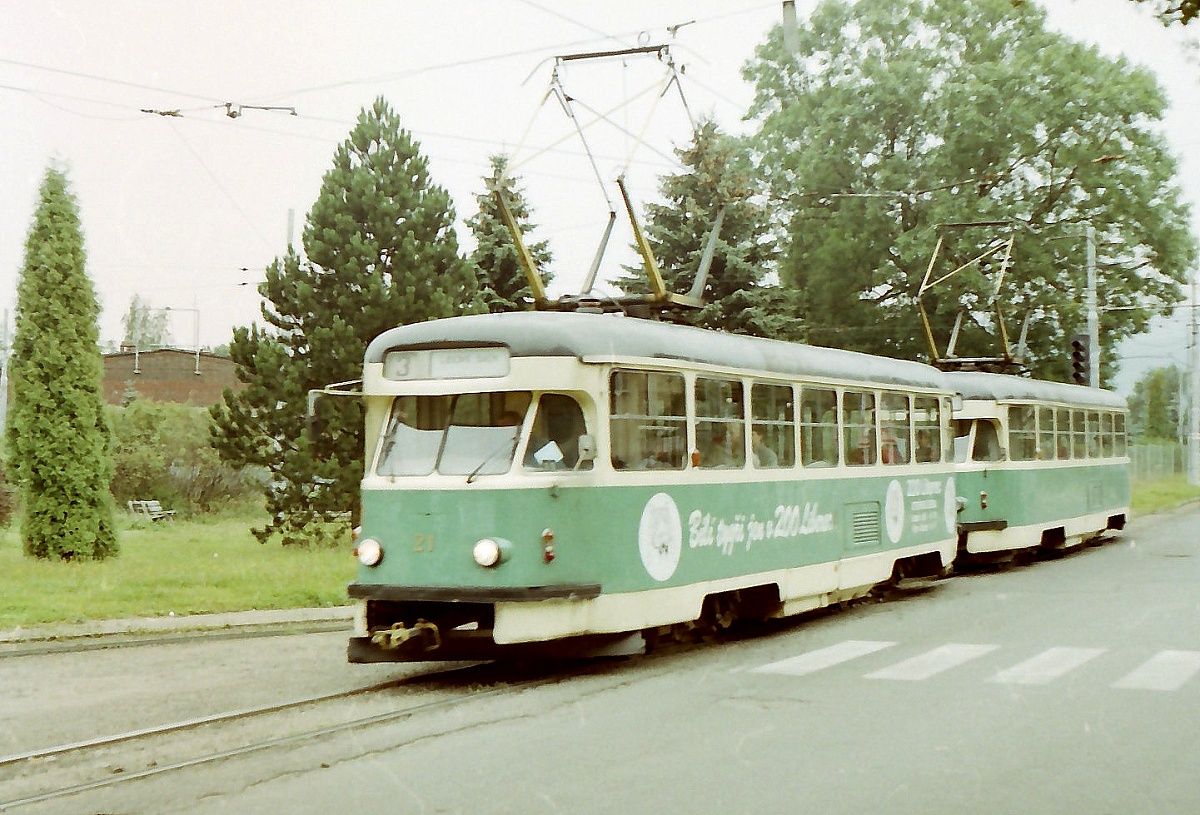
7 165 117 560
615 120 803 340
211 97 480 545
468 155 553 312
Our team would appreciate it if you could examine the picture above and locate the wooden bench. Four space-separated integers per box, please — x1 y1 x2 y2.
127 500 176 521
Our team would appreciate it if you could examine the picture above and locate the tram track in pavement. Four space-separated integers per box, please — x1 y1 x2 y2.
0 657 623 812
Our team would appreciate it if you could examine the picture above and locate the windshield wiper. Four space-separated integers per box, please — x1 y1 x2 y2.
466 431 519 484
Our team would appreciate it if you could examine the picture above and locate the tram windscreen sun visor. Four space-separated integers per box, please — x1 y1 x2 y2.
383 347 510 381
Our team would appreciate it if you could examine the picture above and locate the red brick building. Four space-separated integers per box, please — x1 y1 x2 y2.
102 348 244 406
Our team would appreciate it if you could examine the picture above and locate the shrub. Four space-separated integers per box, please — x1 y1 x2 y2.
108 400 259 514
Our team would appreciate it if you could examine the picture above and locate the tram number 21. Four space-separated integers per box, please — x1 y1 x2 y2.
414 534 435 553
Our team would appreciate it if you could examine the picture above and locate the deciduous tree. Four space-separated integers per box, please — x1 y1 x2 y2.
745 0 1196 378
1132 0 1199 24
1128 364 1183 440
211 97 480 545
7 165 117 560
120 294 171 350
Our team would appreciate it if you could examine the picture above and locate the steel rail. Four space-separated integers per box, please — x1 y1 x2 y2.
0 661 593 811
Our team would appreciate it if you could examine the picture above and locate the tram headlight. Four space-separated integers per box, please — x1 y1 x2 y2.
355 538 383 567
472 537 510 568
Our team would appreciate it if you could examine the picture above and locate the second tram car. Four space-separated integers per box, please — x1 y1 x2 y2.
947 370 1130 562
346 311 961 662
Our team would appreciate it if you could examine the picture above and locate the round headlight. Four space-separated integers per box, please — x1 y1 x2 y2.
473 538 504 568
355 538 383 567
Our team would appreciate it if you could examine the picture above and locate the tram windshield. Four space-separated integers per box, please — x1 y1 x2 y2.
375 392 533 477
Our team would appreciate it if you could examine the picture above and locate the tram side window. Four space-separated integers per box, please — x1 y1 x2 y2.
1072 410 1087 459
843 390 876 466
751 383 795 468
973 420 1003 462
609 371 686 470
524 393 590 471
913 397 941 463
879 393 910 465
1008 405 1037 461
1099 412 1112 458
1037 407 1056 460
801 388 838 467
1086 411 1102 458
1114 413 1128 457
1056 408 1072 459
695 378 746 468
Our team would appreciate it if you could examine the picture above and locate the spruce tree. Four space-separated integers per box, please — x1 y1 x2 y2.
211 97 480 545
614 120 803 340
468 155 553 312
7 165 117 560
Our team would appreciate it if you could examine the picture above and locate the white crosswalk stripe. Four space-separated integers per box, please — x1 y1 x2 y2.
750 641 1200 692
865 643 1000 681
752 640 895 677
989 647 1107 685
1112 650 1200 691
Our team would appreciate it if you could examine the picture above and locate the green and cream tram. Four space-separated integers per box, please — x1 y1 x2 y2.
947 371 1130 561
347 312 960 662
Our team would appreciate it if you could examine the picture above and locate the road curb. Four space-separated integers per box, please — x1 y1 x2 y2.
0 606 355 645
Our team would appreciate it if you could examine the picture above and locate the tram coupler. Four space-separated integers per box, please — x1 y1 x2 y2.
370 620 441 652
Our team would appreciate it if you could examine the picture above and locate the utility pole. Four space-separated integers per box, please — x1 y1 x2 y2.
1189 273 1199 486
1086 224 1100 388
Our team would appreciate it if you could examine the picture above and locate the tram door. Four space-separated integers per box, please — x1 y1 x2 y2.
956 418 1006 527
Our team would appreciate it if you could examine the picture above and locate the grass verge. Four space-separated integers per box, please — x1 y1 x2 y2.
1131 475 1200 517
0 510 354 630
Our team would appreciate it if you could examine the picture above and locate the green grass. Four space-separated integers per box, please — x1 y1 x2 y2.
0 510 355 630
1132 475 1200 517
2 477 1196 630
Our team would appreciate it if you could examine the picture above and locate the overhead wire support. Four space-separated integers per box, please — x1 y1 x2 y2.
916 221 1024 373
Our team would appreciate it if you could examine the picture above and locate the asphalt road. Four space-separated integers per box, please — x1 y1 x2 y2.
16 504 1200 815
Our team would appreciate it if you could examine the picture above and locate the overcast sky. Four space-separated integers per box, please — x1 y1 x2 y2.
2 0 1198 387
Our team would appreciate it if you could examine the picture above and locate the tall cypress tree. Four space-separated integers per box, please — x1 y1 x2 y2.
7 165 117 560
211 97 480 545
467 154 553 312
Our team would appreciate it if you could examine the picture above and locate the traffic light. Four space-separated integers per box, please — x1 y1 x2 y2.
1070 334 1090 385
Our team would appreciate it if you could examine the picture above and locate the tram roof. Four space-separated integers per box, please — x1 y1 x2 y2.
365 312 948 390
944 370 1127 409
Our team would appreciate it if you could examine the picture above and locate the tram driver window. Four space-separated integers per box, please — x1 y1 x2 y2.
972 420 1003 462
524 393 591 471
609 371 686 470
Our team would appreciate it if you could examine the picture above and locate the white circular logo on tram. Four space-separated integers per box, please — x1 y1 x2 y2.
638 492 682 582
885 479 905 544
943 477 957 535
